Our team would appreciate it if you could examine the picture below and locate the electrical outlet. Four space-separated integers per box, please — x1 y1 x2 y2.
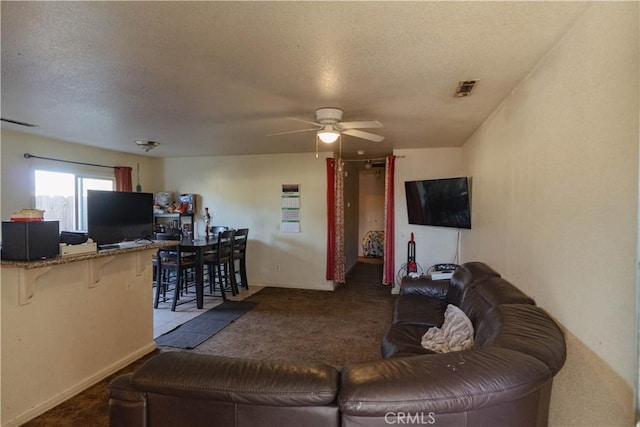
276 264 281 271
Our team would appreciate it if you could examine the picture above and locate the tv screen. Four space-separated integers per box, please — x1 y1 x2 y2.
405 177 471 229
87 190 154 245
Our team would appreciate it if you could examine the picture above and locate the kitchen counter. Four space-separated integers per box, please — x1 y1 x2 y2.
1 239 177 426
1 239 179 269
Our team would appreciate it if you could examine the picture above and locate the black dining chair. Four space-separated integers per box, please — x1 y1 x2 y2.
203 229 236 299
154 245 197 311
232 228 249 290
209 225 228 236
152 231 181 287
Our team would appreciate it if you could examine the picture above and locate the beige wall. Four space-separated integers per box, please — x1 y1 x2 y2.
161 152 335 291
392 148 465 290
462 3 638 424
0 129 162 222
0 131 336 291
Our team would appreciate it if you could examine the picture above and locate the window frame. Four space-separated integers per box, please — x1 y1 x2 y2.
34 168 115 231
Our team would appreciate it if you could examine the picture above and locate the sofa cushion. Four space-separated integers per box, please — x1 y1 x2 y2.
381 323 436 359
339 347 552 416
460 277 536 327
131 352 339 406
475 304 566 375
399 277 449 300
447 262 501 306
421 304 474 353
475 277 536 306
392 295 447 327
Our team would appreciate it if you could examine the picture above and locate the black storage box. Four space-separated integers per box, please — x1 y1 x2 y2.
2 221 60 261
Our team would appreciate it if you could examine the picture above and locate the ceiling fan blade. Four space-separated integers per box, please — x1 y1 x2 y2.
338 120 383 130
285 117 323 127
342 129 385 142
267 128 319 137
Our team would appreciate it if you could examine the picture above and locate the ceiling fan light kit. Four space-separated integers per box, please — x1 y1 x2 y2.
135 140 159 152
317 129 340 144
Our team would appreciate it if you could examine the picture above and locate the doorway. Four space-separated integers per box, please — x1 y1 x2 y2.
357 163 386 265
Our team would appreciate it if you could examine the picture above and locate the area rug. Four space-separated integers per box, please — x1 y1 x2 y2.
155 300 258 349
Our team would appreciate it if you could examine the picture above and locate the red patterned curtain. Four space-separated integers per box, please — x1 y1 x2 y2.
114 167 133 192
382 155 396 285
326 159 336 280
326 158 346 283
333 159 345 283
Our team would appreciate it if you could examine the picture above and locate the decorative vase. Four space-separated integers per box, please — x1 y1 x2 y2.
204 207 211 238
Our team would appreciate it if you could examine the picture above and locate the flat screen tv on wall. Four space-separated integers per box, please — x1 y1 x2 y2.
87 190 154 246
404 177 471 229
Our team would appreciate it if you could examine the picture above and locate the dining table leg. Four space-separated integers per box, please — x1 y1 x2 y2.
195 248 204 309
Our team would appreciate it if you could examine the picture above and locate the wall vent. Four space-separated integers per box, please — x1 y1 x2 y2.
454 80 479 97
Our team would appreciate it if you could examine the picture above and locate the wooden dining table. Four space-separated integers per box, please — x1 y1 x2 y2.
177 236 218 309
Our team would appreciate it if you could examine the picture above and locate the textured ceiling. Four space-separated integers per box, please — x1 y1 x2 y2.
1 2 589 159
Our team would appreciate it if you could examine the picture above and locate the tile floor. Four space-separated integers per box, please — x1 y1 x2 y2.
153 285 264 338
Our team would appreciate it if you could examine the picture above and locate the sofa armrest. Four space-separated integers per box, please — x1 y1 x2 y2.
131 352 339 407
108 374 148 427
400 276 449 300
339 347 551 416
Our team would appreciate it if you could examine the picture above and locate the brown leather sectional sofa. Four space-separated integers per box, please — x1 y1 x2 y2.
109 262 566 427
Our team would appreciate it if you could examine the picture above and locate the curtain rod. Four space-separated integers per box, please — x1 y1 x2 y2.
23 153 116 169
342 155 405 163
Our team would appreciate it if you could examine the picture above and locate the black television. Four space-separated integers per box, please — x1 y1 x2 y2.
405 177 471 229
87 190 154 246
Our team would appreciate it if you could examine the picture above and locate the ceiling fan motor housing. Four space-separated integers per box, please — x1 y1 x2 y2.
315 108 344 124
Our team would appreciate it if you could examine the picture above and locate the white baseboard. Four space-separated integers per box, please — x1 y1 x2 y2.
3 342 157 427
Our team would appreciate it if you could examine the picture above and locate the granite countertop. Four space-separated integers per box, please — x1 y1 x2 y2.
1 240 179 270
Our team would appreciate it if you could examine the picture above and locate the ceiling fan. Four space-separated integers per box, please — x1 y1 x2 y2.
269 108 384 143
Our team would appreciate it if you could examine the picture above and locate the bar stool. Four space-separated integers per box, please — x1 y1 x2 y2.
232 228 249 290
203 229 236 299
154 245 197 311
152 231 181 288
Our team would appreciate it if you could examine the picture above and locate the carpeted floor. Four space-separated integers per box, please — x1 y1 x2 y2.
24 261 394 426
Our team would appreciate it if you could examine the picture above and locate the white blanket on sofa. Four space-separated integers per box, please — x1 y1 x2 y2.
421 304 474 353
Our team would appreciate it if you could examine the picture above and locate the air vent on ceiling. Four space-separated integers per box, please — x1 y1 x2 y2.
454 80 479 97
1 117 37 127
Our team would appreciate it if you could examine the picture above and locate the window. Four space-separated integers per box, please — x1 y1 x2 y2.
35 170 114 231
